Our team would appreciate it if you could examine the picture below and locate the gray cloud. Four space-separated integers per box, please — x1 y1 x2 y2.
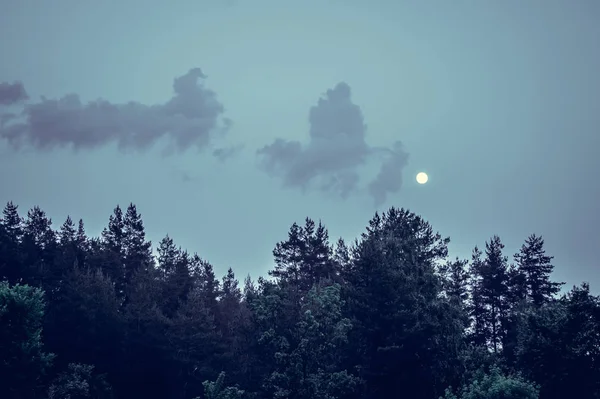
0 81 28 105
213 144 245 162
0 68 229 155
257 82 409 205
368 142 409 206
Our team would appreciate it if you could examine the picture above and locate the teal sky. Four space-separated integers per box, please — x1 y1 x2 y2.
1 0 599 290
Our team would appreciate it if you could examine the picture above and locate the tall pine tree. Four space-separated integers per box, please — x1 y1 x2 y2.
514 234 563 307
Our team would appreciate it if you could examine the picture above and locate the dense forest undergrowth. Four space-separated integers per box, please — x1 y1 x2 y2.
0 201 598 399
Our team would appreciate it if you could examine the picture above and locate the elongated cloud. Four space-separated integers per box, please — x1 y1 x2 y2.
0 68 230 154
257 82 409 205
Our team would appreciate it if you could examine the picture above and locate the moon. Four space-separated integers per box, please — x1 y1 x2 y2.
416 172 428 184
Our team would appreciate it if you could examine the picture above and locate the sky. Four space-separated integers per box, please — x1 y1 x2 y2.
1 0 599 291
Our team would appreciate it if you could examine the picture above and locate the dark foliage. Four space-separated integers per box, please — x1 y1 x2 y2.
0 201 597 399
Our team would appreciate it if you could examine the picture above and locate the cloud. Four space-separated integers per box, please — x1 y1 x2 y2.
257 82 409 205
0 68 230 155
213 144 245 162
0 81 28 105
368 141 409 205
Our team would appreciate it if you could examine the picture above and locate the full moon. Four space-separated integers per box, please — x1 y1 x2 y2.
416 172 429 184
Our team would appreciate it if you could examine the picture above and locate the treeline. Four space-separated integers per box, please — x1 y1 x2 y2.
0 202 598 399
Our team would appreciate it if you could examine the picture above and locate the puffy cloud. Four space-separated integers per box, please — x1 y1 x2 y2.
0 68 230 155
0 81 28 105
257 82 409 205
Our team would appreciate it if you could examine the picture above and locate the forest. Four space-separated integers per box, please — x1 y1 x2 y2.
0 201 598 399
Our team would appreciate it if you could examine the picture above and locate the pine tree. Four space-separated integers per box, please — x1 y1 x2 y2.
57 216 79 275
123 203 153 278
191 255 221 316
514 235 563 307
333 237 351 274
24 206 56 251
220 268 242 333
479 236 510 353
2 201 23 242
270 218 336 293
468 246 488 347
76 219 87 250
59 216 76 246
222 268 242 303
304 219 336 284
0 202 24 283
242 274 257 302
157 235 193 317
101 205 125 256
441 257 470 303
22 206 58 289
157 235 179 278
100 206 127 294
270 221 306 288
75 219 88 266
344 207 461 399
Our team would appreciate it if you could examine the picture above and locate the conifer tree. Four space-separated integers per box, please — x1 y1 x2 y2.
22 206 57 289
242 274 257 303
57 216 79 275
101 205 125 256
123 203 153 277
304 219 336 284
514 235 563 307
333 237 351 275
100 206 126 293
0 202 23 283
479 235 510 353
270 221 306 288
270 218 336 293
2 201 23 242
76 219 87 249
157 235 193 317
468 246 488 347
441 257 470 303
344 208 461 399
75 219 88 266
59 216 76 246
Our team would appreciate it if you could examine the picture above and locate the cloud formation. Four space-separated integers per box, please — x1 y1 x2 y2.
213 144 245 162
257 82 409 205
0 68 229 154
0 81 29 105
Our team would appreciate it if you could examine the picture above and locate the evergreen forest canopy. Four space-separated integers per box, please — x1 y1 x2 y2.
0 201 598 399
